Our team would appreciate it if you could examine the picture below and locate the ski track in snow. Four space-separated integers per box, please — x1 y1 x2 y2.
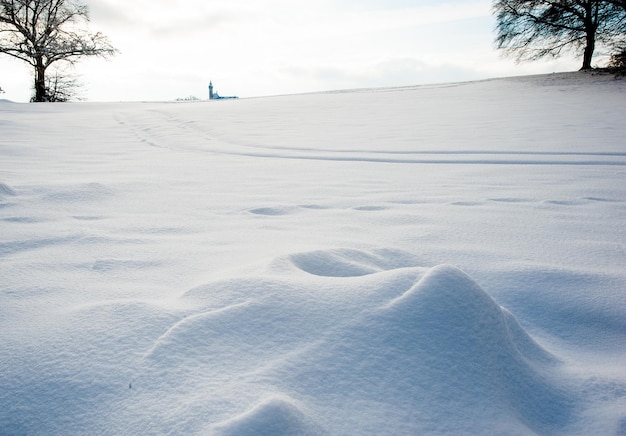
1 72 626 434
119 108 626 166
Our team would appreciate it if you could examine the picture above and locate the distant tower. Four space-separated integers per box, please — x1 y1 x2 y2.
208 81 214 100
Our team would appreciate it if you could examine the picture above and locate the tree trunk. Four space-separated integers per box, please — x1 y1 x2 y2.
580 3 596 71
580 31 595 70
34 60 47 102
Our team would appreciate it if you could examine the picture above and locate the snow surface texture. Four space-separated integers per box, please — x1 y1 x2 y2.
1 72 626 435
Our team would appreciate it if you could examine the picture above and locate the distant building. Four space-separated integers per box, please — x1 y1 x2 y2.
208 81 237 100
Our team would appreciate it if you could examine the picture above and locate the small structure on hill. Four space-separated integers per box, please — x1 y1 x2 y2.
209 81 238 100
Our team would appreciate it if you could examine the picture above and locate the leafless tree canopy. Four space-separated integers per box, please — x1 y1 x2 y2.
493 0 626 70
0 0 116 101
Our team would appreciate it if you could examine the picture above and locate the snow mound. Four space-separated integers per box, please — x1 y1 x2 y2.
211 395 322 435
0 182 16 197
384 264 556 364
269 265 571 434
141 261 574 434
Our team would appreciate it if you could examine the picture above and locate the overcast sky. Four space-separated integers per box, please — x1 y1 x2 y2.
2 0 584 102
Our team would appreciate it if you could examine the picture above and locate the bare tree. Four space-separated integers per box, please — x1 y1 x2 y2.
493 0 626 70
0 0 116 101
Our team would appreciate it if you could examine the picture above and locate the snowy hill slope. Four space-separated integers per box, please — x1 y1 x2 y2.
1 72 625 434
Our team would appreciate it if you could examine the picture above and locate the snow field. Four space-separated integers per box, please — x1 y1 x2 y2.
1 72 626 434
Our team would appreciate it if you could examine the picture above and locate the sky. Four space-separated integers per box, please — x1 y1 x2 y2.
1 0 588 102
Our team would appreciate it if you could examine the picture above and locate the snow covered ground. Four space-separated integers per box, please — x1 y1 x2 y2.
1 71 625 435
